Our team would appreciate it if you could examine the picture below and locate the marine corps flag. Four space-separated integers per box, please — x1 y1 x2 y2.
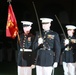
6 3 18 39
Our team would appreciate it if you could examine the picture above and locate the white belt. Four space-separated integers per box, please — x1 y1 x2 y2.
20 49 32 52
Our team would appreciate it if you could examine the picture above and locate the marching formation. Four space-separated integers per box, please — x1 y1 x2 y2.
17 18 76 75
2 0 76 75
17 17 61 75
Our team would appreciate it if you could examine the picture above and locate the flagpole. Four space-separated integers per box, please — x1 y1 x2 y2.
17 32 20 44
7 0 24 66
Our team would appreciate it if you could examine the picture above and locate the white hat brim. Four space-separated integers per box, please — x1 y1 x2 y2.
21 21 33 25
66 25 76 29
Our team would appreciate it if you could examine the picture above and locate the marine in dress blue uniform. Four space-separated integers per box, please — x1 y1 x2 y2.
61 25 76 75
17 21 35 75
33 18 61 75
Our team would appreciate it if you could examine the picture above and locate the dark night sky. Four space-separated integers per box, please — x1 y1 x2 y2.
0 0 76 38
0 0 76 64
0 0 76 61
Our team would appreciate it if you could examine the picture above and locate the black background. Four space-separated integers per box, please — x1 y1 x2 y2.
0 0 76 52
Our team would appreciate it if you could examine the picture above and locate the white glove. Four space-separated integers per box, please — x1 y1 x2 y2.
64 39 69 45
38 38 43 45
53 62 58 68
31 65 35 69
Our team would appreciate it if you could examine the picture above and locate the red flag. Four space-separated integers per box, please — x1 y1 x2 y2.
6 4 18 39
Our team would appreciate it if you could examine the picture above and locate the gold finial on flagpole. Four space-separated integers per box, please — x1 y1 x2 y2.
7 0 12 3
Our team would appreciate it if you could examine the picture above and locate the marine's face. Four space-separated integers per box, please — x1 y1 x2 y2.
23 26 31 34
42 23 51 31
67 29 74 36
